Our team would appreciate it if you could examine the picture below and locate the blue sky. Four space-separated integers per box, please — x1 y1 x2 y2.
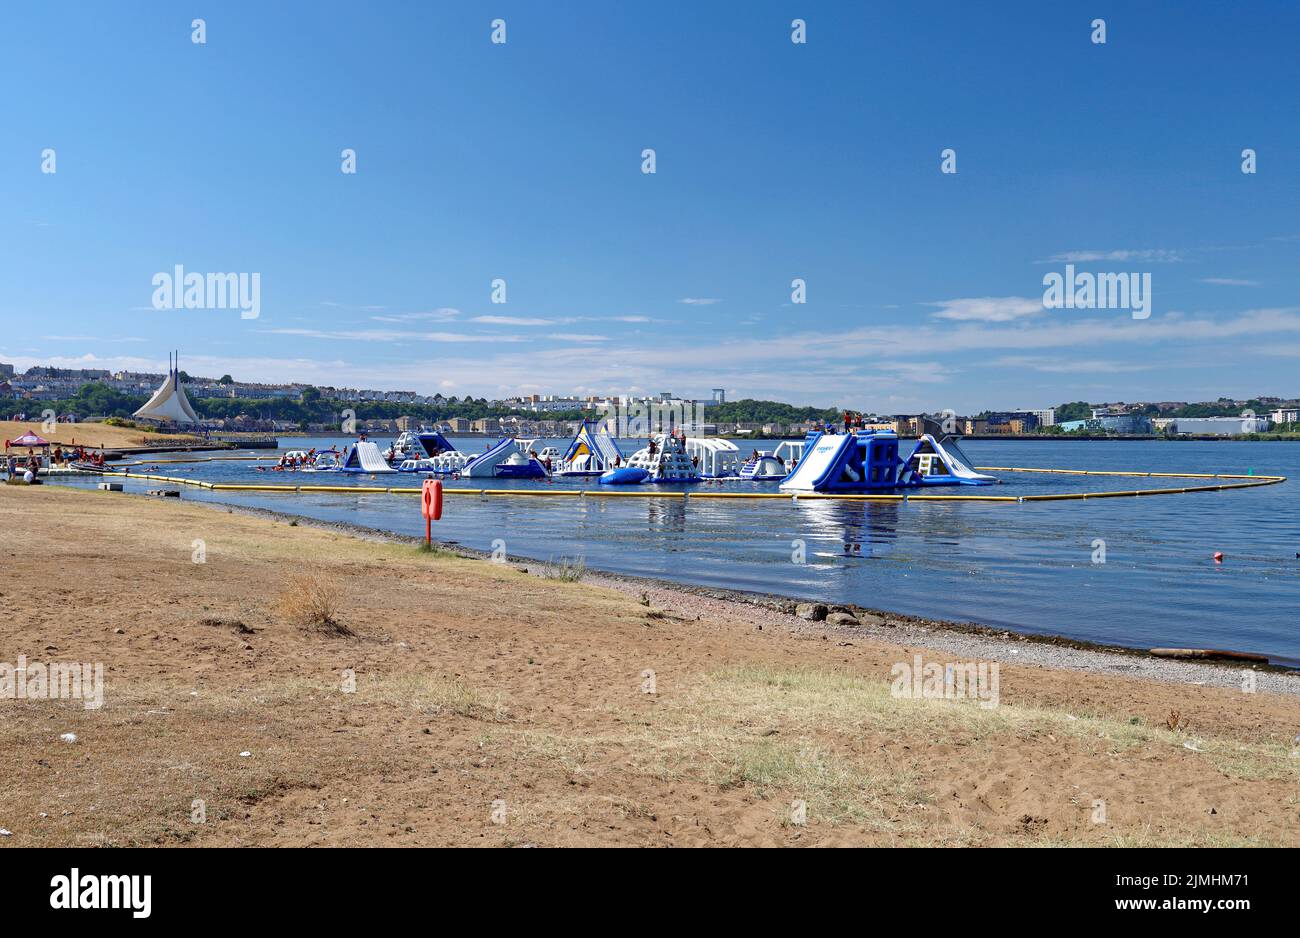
2 0 1298 410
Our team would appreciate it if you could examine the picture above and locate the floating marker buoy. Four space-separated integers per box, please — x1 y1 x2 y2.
1214 551 1224 563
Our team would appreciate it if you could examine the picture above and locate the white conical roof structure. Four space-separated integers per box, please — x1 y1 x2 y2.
134 352 201 425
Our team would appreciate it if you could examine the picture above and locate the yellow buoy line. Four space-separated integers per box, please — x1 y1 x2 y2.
97 461 1286 503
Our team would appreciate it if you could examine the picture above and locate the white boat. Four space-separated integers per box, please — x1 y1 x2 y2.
626 433 700 482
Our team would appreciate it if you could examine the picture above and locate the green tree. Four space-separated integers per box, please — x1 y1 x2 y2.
1053 401 1092 422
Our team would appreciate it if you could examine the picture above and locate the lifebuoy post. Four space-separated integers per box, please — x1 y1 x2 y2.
421 478 443 547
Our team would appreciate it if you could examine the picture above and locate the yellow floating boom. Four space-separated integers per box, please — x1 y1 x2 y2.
93 463 1283 503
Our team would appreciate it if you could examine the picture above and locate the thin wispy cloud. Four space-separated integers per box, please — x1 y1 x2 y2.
1041 249 1183 264
929 297 1042 322
679 298 721 306
369 308 462 323
471 315 556 326
990 355 1151 374
260 327 524 343
1200 278 1260 287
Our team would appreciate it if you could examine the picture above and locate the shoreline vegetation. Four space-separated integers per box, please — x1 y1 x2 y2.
7 417 1300 448
12 381 1299 442
3 484 1298 846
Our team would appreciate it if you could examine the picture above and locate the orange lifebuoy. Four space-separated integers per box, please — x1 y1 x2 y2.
422 478 443 521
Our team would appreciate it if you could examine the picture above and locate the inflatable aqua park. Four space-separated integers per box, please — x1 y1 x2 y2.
779 428 997 494
556 421 625 477
599 467 650 485
333 431 546 479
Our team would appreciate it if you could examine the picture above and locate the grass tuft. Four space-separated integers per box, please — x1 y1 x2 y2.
542 555 586 582
275 568 352 635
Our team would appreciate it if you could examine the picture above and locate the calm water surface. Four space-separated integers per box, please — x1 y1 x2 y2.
61 438 1300 664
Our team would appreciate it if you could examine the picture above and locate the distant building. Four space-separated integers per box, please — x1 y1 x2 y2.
711 388 726 404
0 363 14 379
1173 416 1270 435
471 417 500 434
892 415 923 436
1058 415 1153 434
1016 407 1056 427
984 411 1041 433
509 394 597 413
447 417 471 433
1270 408 1298 425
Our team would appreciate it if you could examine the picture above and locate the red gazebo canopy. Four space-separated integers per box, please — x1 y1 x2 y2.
6 430 51 449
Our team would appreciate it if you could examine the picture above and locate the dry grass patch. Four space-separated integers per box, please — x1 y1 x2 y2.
511 663 1300 833
275 568 352 635
360 673 510 722
541 556 586 582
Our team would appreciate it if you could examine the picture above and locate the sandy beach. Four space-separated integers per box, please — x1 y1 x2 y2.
2 484 1298 847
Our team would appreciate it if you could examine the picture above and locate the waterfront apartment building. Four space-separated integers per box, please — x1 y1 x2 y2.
1271 408 1299 424
984 411 1042 433
1015 407 1056 427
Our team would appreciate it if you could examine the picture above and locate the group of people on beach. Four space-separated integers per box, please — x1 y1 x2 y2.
3 444 105 481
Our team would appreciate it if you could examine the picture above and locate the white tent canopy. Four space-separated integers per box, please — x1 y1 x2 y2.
133 352 201 425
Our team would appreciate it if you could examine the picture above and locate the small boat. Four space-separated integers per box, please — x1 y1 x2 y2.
600 467 649 485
